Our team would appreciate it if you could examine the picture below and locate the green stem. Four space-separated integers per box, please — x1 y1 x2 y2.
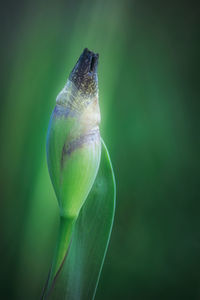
44 216 76 298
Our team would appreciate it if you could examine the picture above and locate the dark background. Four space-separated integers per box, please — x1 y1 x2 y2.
0 0 200 299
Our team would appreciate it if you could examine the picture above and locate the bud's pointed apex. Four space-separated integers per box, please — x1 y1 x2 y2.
69 48 99 97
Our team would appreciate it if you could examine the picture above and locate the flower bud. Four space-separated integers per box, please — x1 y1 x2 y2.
46 48 101 219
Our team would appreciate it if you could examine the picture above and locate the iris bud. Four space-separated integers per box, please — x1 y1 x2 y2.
46 48 101 219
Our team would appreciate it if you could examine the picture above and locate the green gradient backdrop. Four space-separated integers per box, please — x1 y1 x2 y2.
1 0 200 299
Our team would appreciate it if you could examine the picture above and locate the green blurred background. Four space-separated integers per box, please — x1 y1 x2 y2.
1 0 200 299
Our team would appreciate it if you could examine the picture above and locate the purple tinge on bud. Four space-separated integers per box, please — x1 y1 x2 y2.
69 48 99 97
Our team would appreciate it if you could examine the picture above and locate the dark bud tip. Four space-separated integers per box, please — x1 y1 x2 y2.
69 48 99 97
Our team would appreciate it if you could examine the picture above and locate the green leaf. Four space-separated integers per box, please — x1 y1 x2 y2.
47 138 116 300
